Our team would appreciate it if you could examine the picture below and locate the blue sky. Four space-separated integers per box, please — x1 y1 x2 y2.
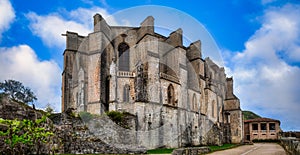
0 0 299 131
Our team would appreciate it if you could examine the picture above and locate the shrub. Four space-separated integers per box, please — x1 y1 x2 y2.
106 111 132 129
0 116 54 154
106 111 124 123
79 111 94 122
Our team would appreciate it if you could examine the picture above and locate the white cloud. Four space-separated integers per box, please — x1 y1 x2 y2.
26 12 91 48
69 7 118 27
261 0 277 5
234 4 300 63
21 7 120 111
0 0 15 41
27 7 117 48
226 4 300 130
0 45 62 112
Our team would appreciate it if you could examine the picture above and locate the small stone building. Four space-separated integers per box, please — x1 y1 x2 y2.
244 118 281 142
61 14 243 148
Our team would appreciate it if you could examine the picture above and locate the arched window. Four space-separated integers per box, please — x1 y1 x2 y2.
167 84 175 106
118 42 130 71
192 94 197 111
123 84 130 102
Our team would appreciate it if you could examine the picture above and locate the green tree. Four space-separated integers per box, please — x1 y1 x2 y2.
45 103 54 114
0 79 37 104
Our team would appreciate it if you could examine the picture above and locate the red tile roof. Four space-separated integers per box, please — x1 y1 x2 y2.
244 117 280 124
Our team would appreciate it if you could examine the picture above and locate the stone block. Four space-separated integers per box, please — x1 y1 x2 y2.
172 147 210 155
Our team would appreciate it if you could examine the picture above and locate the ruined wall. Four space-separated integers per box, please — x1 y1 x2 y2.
224 78 243 143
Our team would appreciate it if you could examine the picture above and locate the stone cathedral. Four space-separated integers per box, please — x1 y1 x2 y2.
62 14 243 148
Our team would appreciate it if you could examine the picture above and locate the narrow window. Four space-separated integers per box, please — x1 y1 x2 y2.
269 123 276 131
118 42 130 71
167 84 175 106
212 100 215 118
123 84 130 102
192 94 197 111
252 124 258 130
261 123 267 131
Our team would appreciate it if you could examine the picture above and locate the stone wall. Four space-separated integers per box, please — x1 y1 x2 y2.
0 95 53 154
90 102 228 149
0 95 42 121
172 147 210 155
50 110 147 154
0 96 146 154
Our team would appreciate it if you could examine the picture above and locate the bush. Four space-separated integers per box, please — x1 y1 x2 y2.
79 111 94 122
0 116 54 154
106 111 133 129
106 111 124 123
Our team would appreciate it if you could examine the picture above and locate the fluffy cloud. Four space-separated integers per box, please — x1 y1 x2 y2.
226 4 300 130
27 7 117 48
69 7 118 26
234 4 300 63
21 7 119 111
26 12 90 48
0 0 15 41
0 45 61 112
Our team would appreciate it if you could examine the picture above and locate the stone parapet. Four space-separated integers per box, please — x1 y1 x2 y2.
172 147 210 155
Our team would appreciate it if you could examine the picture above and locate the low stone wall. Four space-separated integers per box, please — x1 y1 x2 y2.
172 147 211 155
50 112 147 154
280 138 300 155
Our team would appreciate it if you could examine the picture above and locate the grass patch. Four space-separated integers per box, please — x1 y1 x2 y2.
106 111 134 129
79 111 94 122
209 143 237 152
147 148 175 154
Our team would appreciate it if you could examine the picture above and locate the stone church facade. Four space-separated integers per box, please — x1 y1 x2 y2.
62 14 243 148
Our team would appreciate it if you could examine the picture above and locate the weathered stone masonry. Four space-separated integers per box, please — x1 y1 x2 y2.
62 14 243 149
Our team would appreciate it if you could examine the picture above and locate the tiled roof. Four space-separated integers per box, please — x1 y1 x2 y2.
244 117 280 124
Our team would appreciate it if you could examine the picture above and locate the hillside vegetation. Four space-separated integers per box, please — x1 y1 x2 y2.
242 110 261 120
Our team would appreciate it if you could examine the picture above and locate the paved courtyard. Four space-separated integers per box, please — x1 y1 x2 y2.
208 143 287 155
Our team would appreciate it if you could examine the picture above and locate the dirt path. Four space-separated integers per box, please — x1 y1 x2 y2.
207 143 287 155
